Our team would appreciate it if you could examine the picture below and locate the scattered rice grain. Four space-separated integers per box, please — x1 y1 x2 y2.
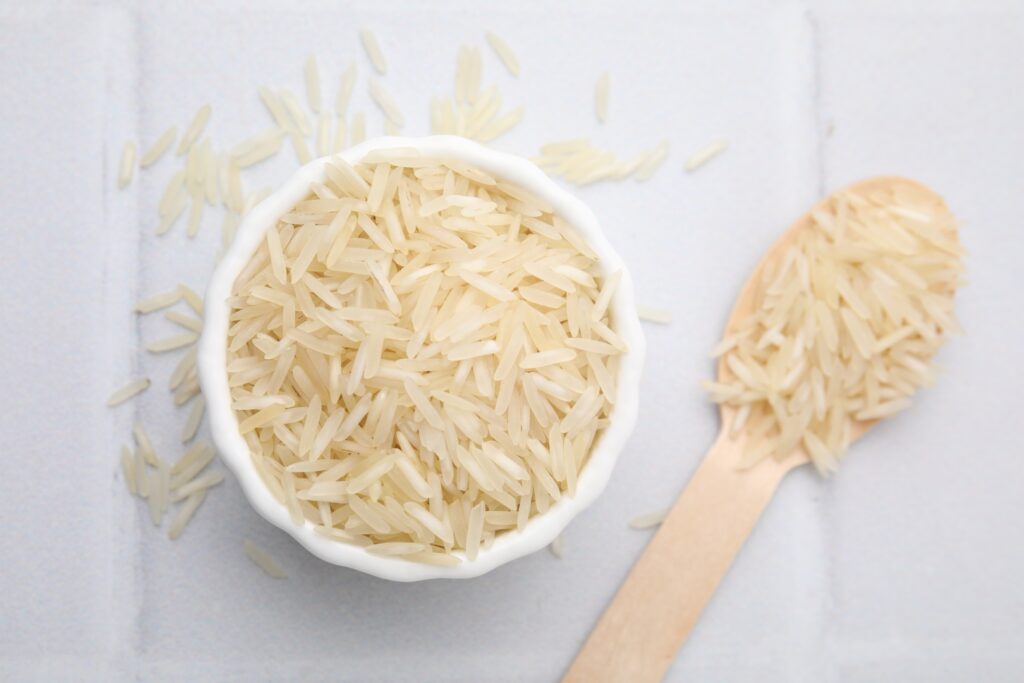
107 378 151 407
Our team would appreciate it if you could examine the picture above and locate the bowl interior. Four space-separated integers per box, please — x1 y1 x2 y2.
198 136 646 581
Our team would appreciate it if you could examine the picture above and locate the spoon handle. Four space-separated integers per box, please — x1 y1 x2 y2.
563 431 799 683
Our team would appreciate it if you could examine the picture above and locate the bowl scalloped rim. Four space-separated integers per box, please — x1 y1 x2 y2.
198 135 646 581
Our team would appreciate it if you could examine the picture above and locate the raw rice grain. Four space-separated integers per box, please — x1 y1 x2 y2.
140 126 178 167
637 304 672 324
335 62 358 116
107 378 151 407
146 332 198 353
707 188 962 472
181 396 206 443
368 80 405 127
629 508 669 529
118 141 136 189
168 490 207 539
685 139 728 172
244 539 288 578
485 31 520 77
360 28 388 74
176 104 211 156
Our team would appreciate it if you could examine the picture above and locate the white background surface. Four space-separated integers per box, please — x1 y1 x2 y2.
1 1 1023 681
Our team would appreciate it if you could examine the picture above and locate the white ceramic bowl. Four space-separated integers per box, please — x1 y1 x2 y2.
198 136 646 581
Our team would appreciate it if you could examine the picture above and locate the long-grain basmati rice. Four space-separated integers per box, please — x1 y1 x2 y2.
107 378 151 406
227 154 621 562
133 421 158 467
629 508 669 529
485 31 520 77
360 28 388 75
179 284 205 316
368 80 405 127
112 25 682 557
172 470 224 501
181 396 206 443
168 490 207 539
633 140 670 182
118 141 136 189
135 287 183 313
146 332 199 353
534 139 668 186
165 309 204 333
636 304 672 324
244 539 288 578
706 187 963 473
140 126 178 168
176 104 212 156
685 139 728 172
335 62 358 116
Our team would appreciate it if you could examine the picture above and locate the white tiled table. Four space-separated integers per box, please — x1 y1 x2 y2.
1 1 1022 680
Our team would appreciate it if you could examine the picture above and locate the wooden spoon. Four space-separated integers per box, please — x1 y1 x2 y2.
563 177 953 683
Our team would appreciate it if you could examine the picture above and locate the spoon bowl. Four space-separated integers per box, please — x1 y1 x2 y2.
716 175 957 470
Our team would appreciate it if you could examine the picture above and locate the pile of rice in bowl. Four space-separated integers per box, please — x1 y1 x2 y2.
226 149 625 565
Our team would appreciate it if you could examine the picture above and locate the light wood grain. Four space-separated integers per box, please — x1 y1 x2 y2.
564 177 952 683
564 432 802 683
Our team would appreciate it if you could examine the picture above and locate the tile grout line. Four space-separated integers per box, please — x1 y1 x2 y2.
803 6 840 682
128 4 145 680
103 1 145 680
805 8 827 199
